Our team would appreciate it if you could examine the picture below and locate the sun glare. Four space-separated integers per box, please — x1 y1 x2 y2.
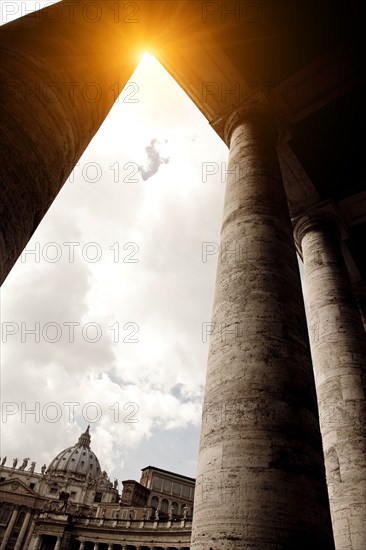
139 51 155 66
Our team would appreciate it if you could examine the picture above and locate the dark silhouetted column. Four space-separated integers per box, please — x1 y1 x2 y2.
0 2 139 284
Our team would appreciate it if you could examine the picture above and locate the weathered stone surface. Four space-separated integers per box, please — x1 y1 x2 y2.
296 217 366 550
191 109 334 549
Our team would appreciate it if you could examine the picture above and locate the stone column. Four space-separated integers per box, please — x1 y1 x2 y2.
14 508 32 550
79 541 86 550
23 518 36 549
30 534 42 550
0 506 19 550
191 107 335 550
0 1 138 285
93 543 99 550
295 215 366 550
54 536 62 550
107 544 113 550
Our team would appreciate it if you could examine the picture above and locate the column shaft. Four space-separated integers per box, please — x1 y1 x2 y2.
54 536 62 550
299 219 366 550
14 509 32 550
30 534 42 550
0 506 19 550
191 110 334 549
23 518 36 549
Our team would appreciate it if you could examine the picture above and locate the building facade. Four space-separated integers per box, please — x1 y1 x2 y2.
0 427 194 549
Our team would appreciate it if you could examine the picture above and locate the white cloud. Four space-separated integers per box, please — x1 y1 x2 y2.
1 49 227 480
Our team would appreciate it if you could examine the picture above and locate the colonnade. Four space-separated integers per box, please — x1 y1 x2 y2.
190 107 366 550
0 3 365 550
78 544 189 550
0 505 34 550
30 536 190 550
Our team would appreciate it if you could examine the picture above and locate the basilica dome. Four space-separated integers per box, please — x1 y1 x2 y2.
47 426 101 479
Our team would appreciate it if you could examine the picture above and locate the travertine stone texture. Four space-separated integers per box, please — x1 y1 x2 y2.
298 218 366 550
191 110 335 550
0 3 137 284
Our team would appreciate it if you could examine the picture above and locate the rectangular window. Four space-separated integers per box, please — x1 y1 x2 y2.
172 481 181 496
152 476 162 491
162 478 172 493
94 492 102 502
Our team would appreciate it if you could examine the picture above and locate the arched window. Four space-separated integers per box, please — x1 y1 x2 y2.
151 495 159 509
172 501 178 515
161 498 169 513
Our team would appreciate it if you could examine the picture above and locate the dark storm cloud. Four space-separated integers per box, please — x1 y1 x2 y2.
138 138 169 181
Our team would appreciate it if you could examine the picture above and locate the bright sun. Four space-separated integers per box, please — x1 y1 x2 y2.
139 51 155 66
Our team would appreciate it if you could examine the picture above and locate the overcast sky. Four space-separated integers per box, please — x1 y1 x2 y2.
0 1 229 485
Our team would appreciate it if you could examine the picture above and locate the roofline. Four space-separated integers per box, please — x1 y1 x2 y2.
140 465 195 482
122 479 149 487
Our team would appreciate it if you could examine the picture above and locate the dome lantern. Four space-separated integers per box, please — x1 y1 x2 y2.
77 425 91 449
47 426 101 480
